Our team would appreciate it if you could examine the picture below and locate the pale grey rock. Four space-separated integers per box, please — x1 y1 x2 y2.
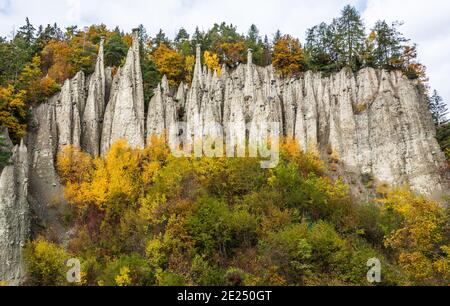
101 68 121 155
82 39 106 156
185 83 203 150
146 74 180 147
146 84 166 138
201 70 223 142
0 136 28 285
105 67 113 105
165 93 179 149
27 99 66 222
193 44 204 88
282 79 299 139
175 82 186 108
184 45 205 150
172 59 446 194
101 30 145 154
244 49 254 100
54 72 84 152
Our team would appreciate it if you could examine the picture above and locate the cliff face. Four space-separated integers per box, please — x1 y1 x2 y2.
0 30 448 285
0 131 29 285
101 31 146 155
147 48 446 195
23 33 448 196
82 39 108 157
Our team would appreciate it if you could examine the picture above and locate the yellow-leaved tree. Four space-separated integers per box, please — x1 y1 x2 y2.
0 85 27 143
184 55 195 84
272 35 305 78
152 44 185 86
379 188 450 284
203 51 221 76
41 40 75 83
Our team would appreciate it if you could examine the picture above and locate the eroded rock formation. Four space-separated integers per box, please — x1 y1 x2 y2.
151 48 447 195
1 30 448 285
82 38 107 157
101 30 146 154
0 131 29 285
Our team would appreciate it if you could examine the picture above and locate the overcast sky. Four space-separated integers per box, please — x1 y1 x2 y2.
0 0 449 108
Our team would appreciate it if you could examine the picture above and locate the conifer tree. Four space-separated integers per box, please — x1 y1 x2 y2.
332 5 366 71
428 90 449 127
371 21 408 69
104 31 128 67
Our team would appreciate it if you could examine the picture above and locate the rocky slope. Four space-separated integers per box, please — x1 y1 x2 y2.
0 29 448 284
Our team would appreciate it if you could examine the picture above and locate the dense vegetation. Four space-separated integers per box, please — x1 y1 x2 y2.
22 138 449 286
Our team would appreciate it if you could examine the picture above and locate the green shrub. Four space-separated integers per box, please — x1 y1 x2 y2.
24 239 71 286
98 254 155 286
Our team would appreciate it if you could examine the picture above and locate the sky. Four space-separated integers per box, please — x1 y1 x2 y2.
0 0 449 109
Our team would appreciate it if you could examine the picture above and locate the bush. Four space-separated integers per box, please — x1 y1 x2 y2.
42 138 449 286
98 254 155 286
190 255 225 286
187 197 233 257
260 223 313 284
24 239 71 286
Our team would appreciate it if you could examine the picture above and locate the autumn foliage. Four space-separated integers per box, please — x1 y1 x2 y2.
378 189 450 284
204 51 221 76
217 42 247 68
272 35 305 78
152 44 186 86
14 137 442 286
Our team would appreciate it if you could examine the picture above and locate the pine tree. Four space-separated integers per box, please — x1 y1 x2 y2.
305 22 335 71
137 24 149 45
262 35 272 66
428 90 449 127
371 21 408 69
332 5 366 71
151 29 171 50
104 31 128 67
17 17 36 46
64 26 78 41
175 28 189 45
247 24 260 44
246 24 264 65
0 38 16 85
273 30 282 45
141 53 161 106
175 28 191 57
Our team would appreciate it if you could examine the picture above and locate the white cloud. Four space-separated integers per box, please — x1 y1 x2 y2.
0 0 448 108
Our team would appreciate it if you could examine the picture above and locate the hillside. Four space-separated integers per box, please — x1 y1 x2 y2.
0 5 449 286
